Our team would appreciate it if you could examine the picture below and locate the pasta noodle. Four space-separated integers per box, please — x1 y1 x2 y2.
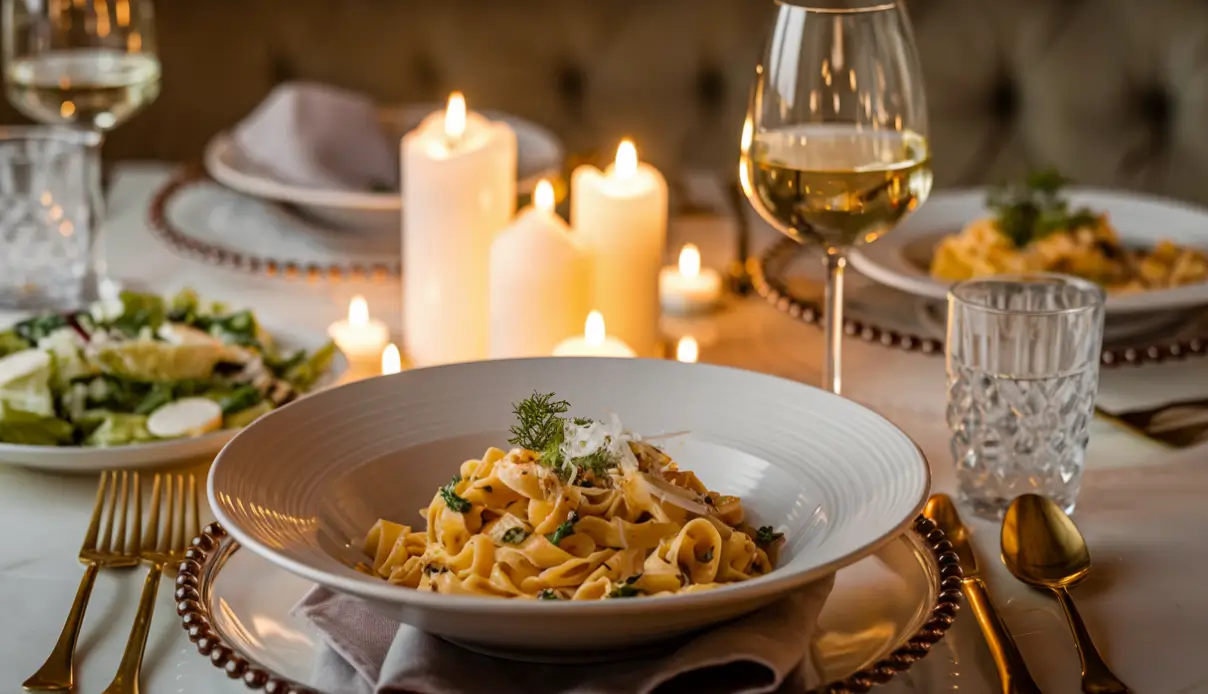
361 394 784 600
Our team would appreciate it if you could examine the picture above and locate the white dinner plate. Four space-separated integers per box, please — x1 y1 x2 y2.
0 329 346 473
848 188 1208 315
204 106 565 232
209 357 931 655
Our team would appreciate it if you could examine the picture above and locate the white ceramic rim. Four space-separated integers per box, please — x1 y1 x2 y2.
209 357 932 616
848 187 1208 315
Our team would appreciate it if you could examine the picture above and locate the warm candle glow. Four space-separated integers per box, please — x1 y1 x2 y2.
676 336 699 363
444 91 467 141
533 179 555 212
738 116 754 197
678 244 702 278
349 295 369 327
614 139 638 179
584 310 606 346
381 343 402 375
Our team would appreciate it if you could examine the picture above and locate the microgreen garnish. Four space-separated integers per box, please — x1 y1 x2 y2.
501 527 529 545
987 169 1099 248
545 512 579 546
439 475 471 513
755 526 784 547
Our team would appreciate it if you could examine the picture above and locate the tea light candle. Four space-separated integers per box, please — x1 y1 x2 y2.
402 91 517 367
553 311 636 358
572 139 668 358
675 336 699 363
660 244 722 315
381 343 402 375
327 295 390 367
489 180 590 359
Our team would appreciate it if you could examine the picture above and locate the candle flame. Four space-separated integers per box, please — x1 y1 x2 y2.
444 91 467 141
349 295 369 327
534 179 555 212
738 116 754 197
615 139 638 179
676 336 699 363
381 343 402 375
678 244 702 278
584 310 606 346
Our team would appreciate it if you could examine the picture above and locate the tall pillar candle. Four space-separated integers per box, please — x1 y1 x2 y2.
402 92 517 366
489 180 590 358
571 140 668 357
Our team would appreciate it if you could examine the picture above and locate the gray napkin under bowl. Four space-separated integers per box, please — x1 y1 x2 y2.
294 576 836 694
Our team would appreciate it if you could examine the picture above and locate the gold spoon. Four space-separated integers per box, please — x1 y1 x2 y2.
1001 494 1131 694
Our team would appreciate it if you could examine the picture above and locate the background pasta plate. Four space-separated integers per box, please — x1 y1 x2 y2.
208 357 931 655
848 188 1208 315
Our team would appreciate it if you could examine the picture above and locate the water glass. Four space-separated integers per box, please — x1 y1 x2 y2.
946 274 1106 519
0 126 100 310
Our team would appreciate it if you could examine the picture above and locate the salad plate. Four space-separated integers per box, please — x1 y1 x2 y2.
204 105 564 232
209 357 931 653
176 520 961 693
0 291 345 472
848 186 1208 316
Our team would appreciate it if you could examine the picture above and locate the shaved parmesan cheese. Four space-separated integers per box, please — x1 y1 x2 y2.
147 397 223 438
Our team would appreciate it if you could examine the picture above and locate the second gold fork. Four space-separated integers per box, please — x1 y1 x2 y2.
101 473 201 694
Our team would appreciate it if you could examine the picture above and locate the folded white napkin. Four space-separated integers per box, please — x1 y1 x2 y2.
231 81 399 192
294 575 835 694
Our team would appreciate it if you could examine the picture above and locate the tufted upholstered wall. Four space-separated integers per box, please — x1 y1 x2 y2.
4 0 1208 201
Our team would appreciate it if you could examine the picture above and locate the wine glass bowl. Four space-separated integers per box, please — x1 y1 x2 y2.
3 0 161 132
740 0 931 393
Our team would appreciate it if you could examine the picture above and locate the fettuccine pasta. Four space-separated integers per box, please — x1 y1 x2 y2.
360 393 784 600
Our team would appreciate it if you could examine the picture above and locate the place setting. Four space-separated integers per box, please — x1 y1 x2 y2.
5 0 1208 692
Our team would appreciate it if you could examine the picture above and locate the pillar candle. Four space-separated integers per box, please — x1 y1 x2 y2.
571 140 668 358
402 92 517 366
488 180 590 359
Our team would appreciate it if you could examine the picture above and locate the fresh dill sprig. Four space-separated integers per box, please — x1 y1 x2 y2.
439 474 471 513
508 392 570 452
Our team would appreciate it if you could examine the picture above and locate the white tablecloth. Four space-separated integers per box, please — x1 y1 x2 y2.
1 165 1206 693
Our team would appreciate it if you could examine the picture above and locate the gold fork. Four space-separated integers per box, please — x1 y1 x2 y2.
24 471 142 692
101 473 201 694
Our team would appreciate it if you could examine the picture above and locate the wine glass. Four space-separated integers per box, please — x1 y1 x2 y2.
740 0 931 395
2 0 161 298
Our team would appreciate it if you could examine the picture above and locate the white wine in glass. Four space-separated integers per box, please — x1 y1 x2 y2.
741 0 931 394
6 49 161 130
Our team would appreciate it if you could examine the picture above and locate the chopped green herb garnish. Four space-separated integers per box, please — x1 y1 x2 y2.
439 475 471 513
608 575 645 598
537 589 560 600
501 527 529 545
482 484 493 493
755 526 784 547
545 511 579 546
697 548 714 563
987 169 1098 248
423 564 448 576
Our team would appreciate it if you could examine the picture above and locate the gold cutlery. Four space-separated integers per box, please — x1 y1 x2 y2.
24 471 142 693
923 494 1044 694
1002 494 1131 694
101 473 201 694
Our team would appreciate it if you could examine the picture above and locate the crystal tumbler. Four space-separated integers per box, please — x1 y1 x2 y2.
0 126 100 310
946 274 1106 519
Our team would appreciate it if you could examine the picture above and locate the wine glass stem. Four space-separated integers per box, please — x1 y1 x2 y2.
86 129 111 301
822 249 847 395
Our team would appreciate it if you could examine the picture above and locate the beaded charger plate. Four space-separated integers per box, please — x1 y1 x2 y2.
175 519 961 694
755 237 1208 368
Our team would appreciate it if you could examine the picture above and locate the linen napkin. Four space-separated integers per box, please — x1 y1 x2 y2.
231 81 399 192
294 574 835 694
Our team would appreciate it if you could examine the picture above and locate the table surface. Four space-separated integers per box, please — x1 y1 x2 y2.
2 165 1206 693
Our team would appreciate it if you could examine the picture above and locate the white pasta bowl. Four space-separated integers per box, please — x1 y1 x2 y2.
208 357 930 657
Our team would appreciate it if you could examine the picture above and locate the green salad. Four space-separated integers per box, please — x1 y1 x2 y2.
0 289 336 447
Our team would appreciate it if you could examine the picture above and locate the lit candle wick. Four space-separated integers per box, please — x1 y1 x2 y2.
584 310 606 347
349 295 369 327
381 343 402 375
444 91 467 145
678 244 701 279
533 179 555 212
614 139 638 179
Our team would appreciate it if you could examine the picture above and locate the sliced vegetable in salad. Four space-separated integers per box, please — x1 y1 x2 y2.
0 289 337 447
